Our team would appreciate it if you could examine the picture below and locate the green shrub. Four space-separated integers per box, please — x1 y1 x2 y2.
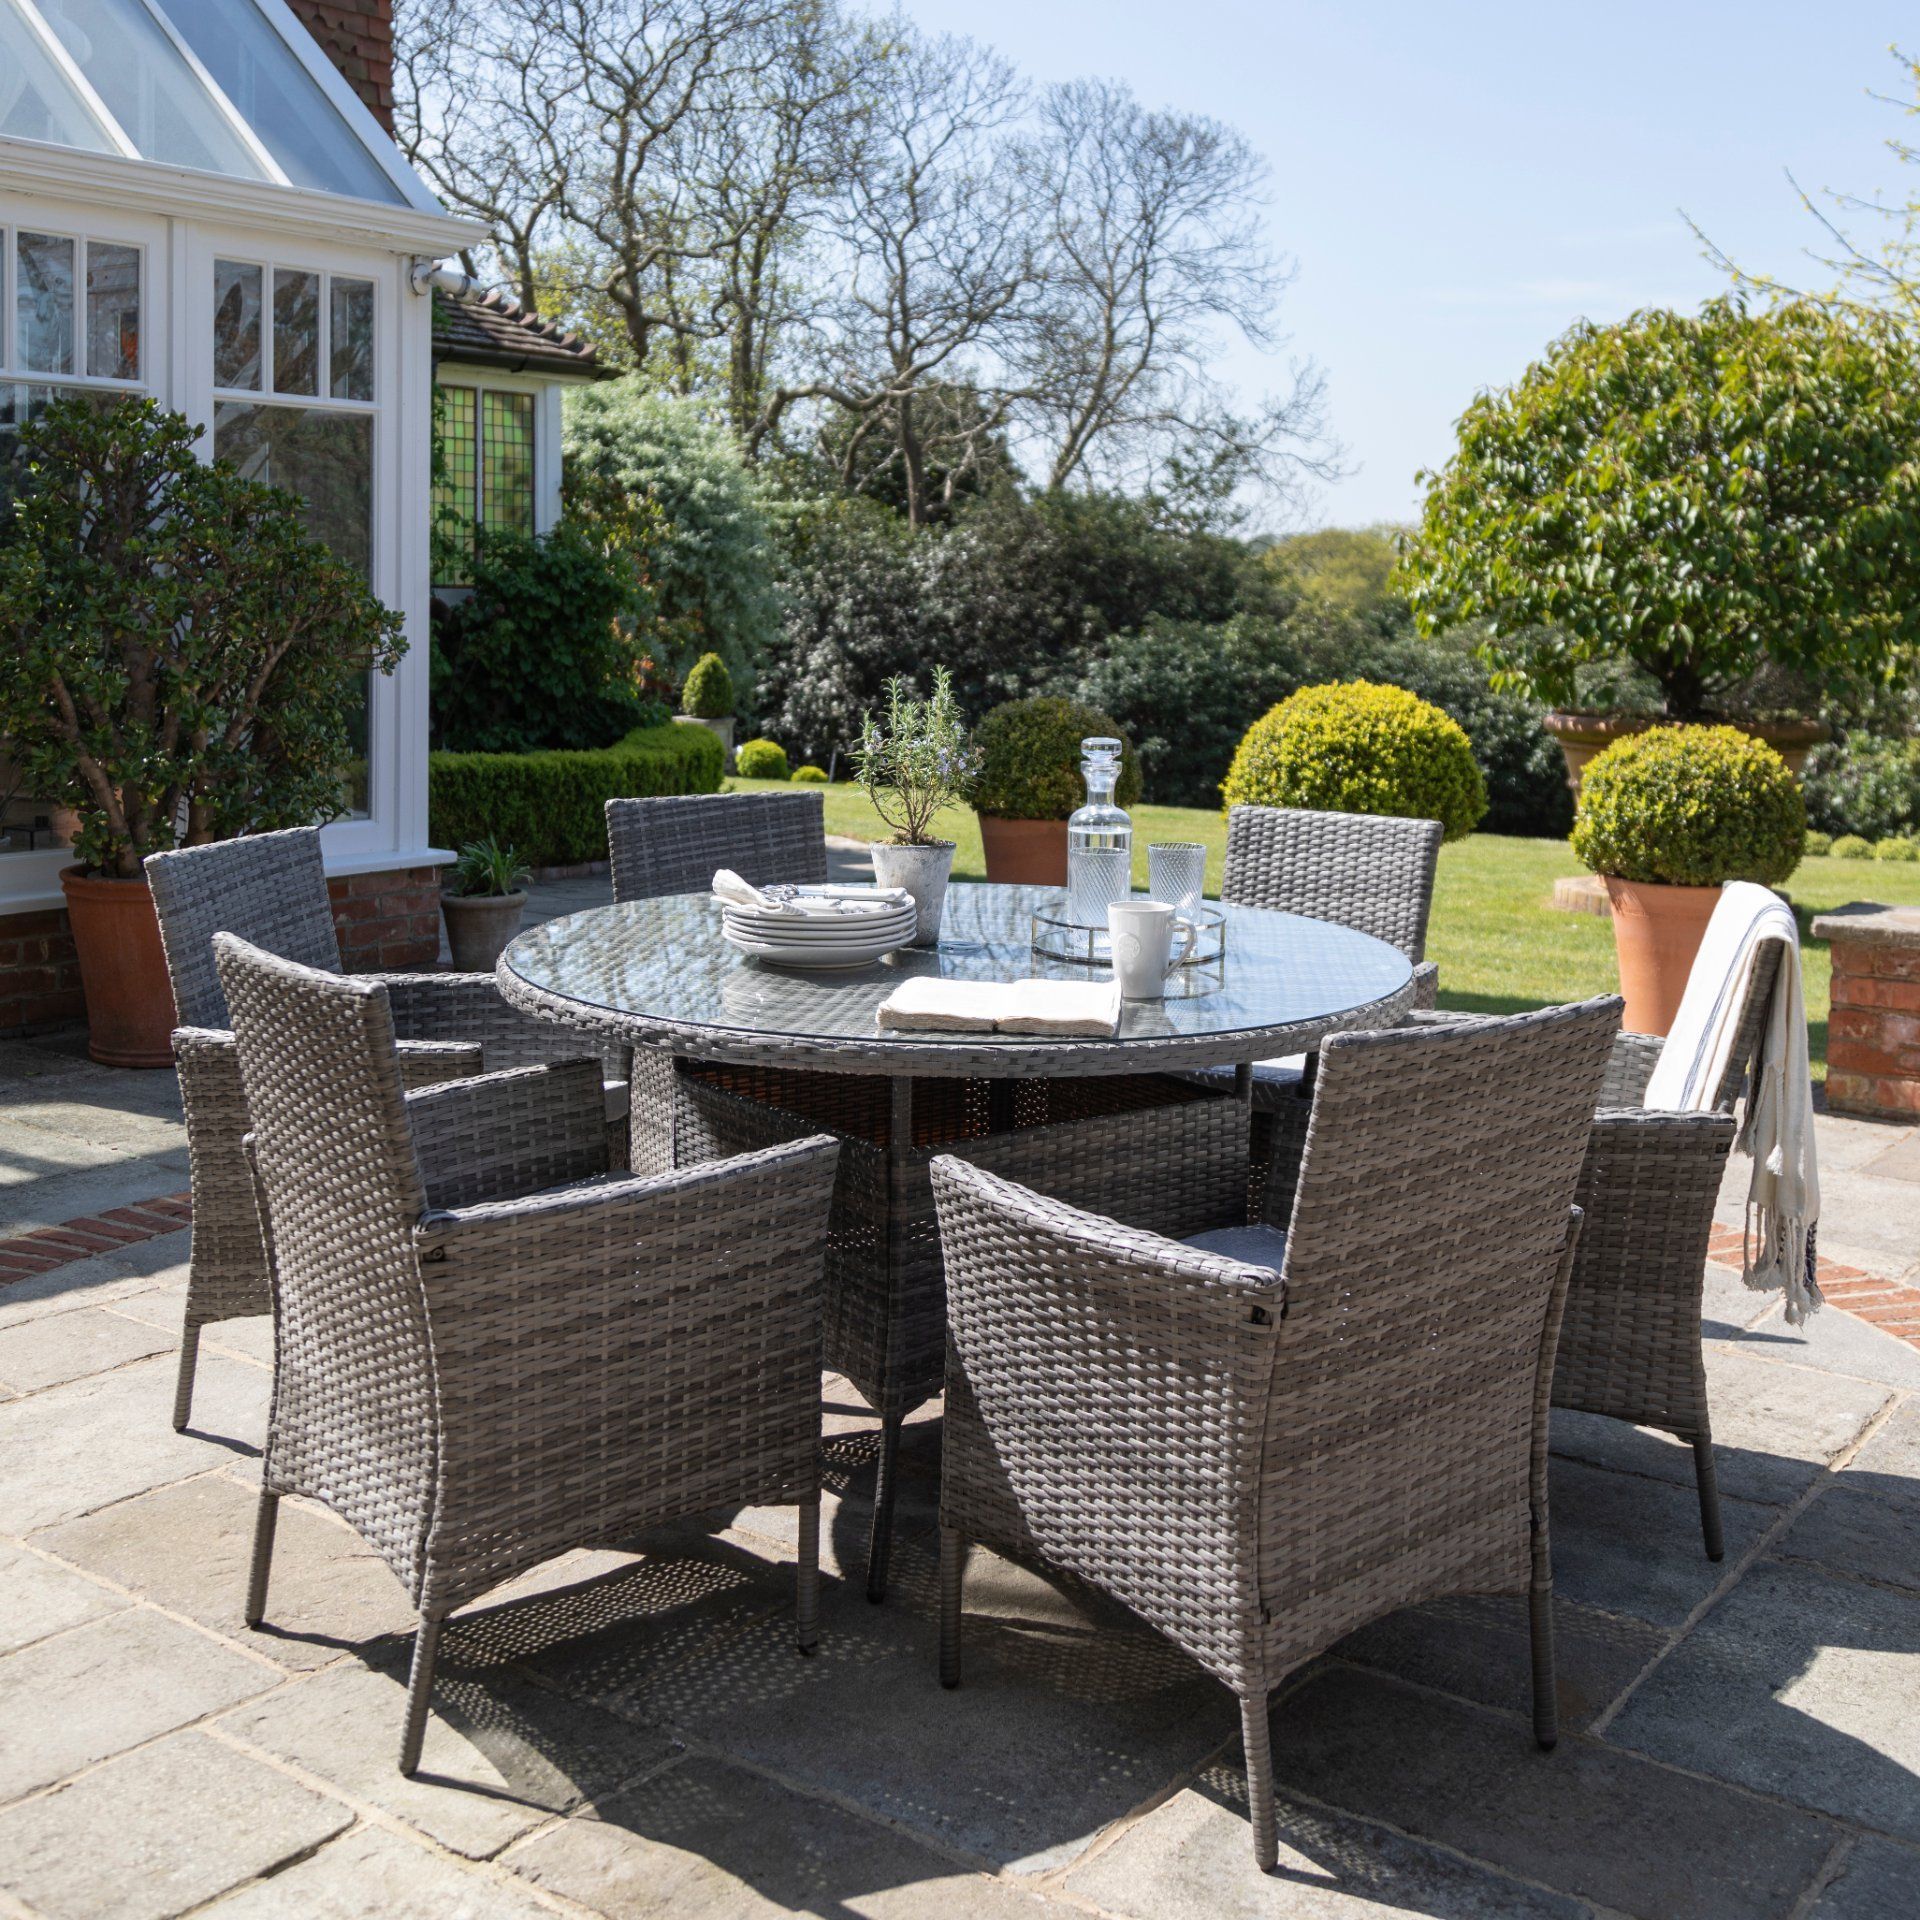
793 763 828 783
1571 725 1804 886
430 721 723 867
681 651 735 719
1222 681 1488 842
1803 736 1920 841
973 697 1141 820
735 738 789 779
1833 833 1875 859
1875 836 1920 862
1803 830 1833 858
430 521 648 754
445 837 530 899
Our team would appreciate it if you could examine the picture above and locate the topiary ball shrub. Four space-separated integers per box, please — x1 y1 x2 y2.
681 651 735 719
973 697 1141 819
1221 680 1488 842
792 763 828 784
1832 834 1874 860
734 738 789 780
1802 830 1833 859
1571 725 1804 887
1874 836 1920 862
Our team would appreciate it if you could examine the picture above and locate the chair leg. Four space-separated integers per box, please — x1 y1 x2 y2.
938 1526 966 1689
171 1323 202 1432
795 1499 820 1657
1529 1579 1558 1751
1692 1432 1725 1563
865 1412 903 1605
1241 1691 1278 1872
243 1488 280 1627
398 1612 445 1777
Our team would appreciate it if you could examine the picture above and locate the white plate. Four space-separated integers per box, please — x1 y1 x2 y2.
722 911 916 944
722 906 915 932
723 929 906 969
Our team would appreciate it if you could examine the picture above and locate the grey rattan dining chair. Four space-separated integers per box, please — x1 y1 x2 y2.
931 998 1620 1870
145 827 630 1433
605 789 830 1181
215 933 839 1774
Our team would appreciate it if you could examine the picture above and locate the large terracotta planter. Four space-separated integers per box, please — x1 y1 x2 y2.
441 890 526 972
1545 712 1830 796
978 815 1068 886
1603 876 1722 1037
59 867 176 1068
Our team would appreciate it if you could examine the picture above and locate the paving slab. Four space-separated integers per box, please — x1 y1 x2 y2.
1700 1260 1780 1339
505 1753 1065 1918
0 1540 126 1656
0 1120 162 1189
0 1351 267 1535
39 1473 415 1671
1262 1664 1833 1920
1608 1558 1920 1843
1785 1168 1920 1279
199 1821 560 1919
1550 1349 1892 1506
0 1730 349 1920
1332 1592 1664 1731
1858 1127 1920 1183
108 1291 275 1366
0 1095 185 1162
0 1253 170 1332
1775 1481 1920 1594
1846 1399 1920 1505
0 1605 280 1800
1064 1761 1587 1920
0 1302 173 1392
0 1154 190 1230
1724 1302 1920 1392
1806 1836 1920 1919
1547 1456 1776 1627
568 1547 1237 1875
220 1656 678 1859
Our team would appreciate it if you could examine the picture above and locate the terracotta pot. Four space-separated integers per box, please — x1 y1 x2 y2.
1603 877 1722 1036
1545 712 1831 796
441 890 527 972
978 815 1069 886
59 867 176 1069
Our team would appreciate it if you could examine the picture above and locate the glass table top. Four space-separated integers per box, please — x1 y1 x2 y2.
499 883 1414 1066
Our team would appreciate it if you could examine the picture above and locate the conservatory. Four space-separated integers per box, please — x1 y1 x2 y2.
0 0 476 928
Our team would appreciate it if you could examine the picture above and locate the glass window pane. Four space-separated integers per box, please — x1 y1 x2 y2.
17 233 75 375
86 241 139 380
329 277 373 401
481 390 534 537
213 259 261 390
432 385 476 586
34 0 267 177
213 400 372 579
0 0 118 152
273 268 318 396
164 0 404 204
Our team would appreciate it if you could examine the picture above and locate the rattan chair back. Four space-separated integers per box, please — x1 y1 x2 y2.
606 791 828 901
1222 805 1443 961
147 827 340 1027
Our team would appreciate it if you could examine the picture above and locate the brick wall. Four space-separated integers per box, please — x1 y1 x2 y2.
283 0 395 132
0 908 85 1035
1818 905 1920 1120
327 866 442 972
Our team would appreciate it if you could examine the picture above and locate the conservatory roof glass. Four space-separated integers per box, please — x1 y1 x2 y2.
1 0 409 204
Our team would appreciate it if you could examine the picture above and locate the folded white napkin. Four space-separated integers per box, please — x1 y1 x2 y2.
877 977 1122 1038
712 871 912 918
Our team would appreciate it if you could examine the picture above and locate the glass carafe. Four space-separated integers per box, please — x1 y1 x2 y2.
1066 737 1133 926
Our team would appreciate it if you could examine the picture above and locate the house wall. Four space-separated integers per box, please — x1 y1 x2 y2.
283 0 396 132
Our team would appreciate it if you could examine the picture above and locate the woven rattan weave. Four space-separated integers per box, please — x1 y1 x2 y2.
145 828 631 1435
214 934 838 1773
931 997 1619 1868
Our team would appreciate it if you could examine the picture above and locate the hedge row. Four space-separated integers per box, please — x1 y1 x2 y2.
429 721 723 866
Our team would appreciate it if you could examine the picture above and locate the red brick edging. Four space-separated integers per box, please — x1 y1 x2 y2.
1706 1224 1920 1350
0 1193 192 1283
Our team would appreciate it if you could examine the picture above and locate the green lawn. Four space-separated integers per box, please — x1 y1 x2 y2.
728 776 1920 1075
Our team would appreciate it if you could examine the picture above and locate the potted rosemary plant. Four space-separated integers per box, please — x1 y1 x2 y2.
440 837 532 971
853 668 978 946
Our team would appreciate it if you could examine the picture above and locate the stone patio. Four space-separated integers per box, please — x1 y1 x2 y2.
2 979 1919 1919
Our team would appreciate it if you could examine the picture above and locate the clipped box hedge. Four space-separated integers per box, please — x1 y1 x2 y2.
430 722 724 867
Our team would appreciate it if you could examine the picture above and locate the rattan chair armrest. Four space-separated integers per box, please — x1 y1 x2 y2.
1411 961 1439 1010
1599 1031 1665 1109
404 1059 610 1212
378 971 627 1077
395 1038 487 1089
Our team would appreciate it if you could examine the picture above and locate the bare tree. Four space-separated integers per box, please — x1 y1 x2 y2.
1012 78 1338 511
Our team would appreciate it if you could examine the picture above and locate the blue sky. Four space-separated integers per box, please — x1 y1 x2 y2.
899 0 1915 528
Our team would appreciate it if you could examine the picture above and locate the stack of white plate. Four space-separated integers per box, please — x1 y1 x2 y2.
721 892 918 968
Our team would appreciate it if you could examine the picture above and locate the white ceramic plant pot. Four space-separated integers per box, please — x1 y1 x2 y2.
869 840 954 947
442 890 527 972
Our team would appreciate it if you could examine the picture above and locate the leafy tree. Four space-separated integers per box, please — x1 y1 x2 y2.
1264 525 1406 623
1401 298 1920 720
0 395 404 877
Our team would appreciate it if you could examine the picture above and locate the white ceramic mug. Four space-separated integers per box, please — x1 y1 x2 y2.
1107 899 1197 1000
